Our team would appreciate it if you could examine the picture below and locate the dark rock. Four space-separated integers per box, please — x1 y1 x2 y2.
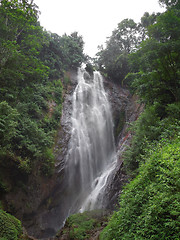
103 80 144 209
22 70 78 239
3 70 144 239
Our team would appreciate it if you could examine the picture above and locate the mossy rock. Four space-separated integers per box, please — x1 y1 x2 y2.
0 209 22 240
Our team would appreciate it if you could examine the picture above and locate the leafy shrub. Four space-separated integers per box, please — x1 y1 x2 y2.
0 210 22 240
0 101 19 149
123 105 161 175
63 73 71 86
124 103 180 176
57 210 109 240
68 213 96 240
40 148 55 176
166 102 180 119
100 137 180 240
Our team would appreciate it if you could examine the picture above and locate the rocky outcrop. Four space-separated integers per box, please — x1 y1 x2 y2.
3 70 143 239
50 76 144 240
3 70 78 239
21 71 79 239
103 81 144 209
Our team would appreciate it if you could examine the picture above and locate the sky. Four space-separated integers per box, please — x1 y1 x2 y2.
36 0 164 57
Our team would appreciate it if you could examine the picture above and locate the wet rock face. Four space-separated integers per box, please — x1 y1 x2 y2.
103 80 129 142
3 70 78 239
54 86 75 173
23 71 79 239
103 81 144 209
4 71 143 239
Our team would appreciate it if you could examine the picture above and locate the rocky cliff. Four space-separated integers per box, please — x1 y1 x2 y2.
3 70 143 239
103 80 144 209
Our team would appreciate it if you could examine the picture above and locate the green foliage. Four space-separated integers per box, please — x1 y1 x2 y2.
67 212 96 239
0 101 19 149
96 19 138 84
40 148 55 176
123 2 180 177
0 209 22 240
39 31 84 80
139 12 160 41
128 7 180 107
97 3 180 240
159 0 180 9
124 104 180 175
0 0 48 103
9 79 63 174
114 110 126 140
95 15 162 84
60 32 85 69
57 210 109 240
123 105 161 174
166 102 180 119
0 0 85 196
100 137 180 240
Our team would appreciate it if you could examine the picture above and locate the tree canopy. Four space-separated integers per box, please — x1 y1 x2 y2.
97 2 180 240
0 0 85 193
96 18 138 84
100 137 180 240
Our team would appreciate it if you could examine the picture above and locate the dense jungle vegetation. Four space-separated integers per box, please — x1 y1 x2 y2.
97 0 180 239
0 0 85 238
0 0 84 182
0 0 180 239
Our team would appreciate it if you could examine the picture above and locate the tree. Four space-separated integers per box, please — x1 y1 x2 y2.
127 7 180 109
0 0 48 104
96 19 138 84
60 32 85 69
39 32 65 80
139 12 160 41
0 0 85 183
0 101 18 149
159 0 180 9
100 138 180 240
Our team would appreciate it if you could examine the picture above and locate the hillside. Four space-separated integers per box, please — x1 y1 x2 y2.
0 0 180 239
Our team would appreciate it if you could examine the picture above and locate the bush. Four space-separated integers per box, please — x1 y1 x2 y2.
123 105 161 175
100 137 180 240
68 213 96 240
166 102 180 119
123 104 180 176
0 101 19 149
57 210 109 240
0 210 22 240
40 148 55 176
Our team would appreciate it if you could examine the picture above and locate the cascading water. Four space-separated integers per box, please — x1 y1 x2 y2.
25 69 121 239
25 68 135 239
65 68 117 215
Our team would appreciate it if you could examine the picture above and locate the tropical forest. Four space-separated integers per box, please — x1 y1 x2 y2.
0 0 179 239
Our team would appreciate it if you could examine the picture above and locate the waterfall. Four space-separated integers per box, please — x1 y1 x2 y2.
65 68 117 214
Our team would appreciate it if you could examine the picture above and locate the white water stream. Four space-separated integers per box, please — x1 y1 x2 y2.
65 68 117 214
